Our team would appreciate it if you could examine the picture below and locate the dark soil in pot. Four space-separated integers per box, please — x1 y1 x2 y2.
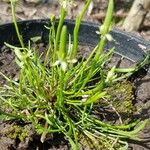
0 41 150 150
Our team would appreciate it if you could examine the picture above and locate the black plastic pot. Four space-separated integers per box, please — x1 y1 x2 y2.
0 19 150 150
0 19 150 63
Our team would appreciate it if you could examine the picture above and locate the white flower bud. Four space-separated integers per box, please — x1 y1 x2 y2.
61 61 67 72
52 60 60 66
106 34 113 41
105 66 116 83
82 95 89 102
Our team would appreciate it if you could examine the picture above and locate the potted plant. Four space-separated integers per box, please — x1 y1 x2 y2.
0 0 150 149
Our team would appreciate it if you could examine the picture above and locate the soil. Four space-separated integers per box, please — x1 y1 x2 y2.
0 0 150 150
0 121 69 150
0 42 150 150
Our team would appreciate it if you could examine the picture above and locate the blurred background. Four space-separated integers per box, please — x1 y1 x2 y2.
0 0 149 40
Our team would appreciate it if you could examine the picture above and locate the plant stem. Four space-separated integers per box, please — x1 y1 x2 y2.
10 0 24 48
59 25 67 61
95 0 114 60
55 6 66 56
40 122 48 143
71 0 92 59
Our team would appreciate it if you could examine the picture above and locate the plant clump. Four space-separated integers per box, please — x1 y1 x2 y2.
0 0 150 150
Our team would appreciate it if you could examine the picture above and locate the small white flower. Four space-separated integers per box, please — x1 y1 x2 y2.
52 60 60 66
67 58 77 64
82 95 89 102
96 30 100 35
105 34 113 41
105 66 116 83
61 61 67 72
52 60 67 71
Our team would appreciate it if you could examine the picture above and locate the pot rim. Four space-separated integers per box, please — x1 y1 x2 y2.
0 19 150 63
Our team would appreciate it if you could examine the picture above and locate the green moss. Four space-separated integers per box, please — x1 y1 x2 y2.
3 124 30 142
107 81 135 120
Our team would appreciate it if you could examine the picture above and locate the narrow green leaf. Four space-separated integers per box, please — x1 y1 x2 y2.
102 0 114 35
59 25 67 61
83 92 106 105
